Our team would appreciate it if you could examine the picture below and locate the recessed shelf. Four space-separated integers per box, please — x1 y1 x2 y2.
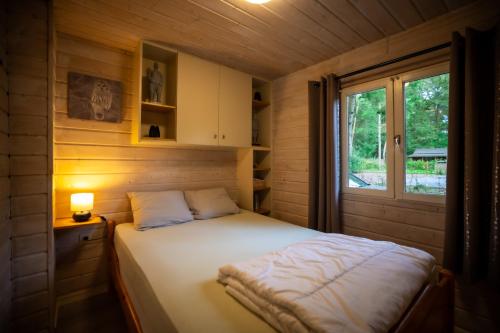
141 101 176 112
252 146 271 151
253 168 271 172
253 186 271 192
252 100 270 109
141 137 176 142
254 208 271 216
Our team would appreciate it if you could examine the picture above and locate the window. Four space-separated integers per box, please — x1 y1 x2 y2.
342 63 449 202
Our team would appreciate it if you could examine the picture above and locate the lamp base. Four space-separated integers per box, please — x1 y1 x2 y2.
72 211 91 222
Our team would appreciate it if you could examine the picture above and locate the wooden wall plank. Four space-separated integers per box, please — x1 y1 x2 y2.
0 1 10 328
7 1 51 329
52 32 240 300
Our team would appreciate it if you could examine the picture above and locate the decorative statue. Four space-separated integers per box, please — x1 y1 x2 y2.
147 62 163 103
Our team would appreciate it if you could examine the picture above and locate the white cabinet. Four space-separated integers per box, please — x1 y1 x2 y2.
177 52 251 147
219 66 251 147
177 53 220 146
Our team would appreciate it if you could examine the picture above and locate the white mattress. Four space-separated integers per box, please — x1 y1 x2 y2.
114 211 320 333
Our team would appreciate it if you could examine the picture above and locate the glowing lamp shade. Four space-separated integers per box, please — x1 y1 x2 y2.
246 0 270 4
71 193 94 222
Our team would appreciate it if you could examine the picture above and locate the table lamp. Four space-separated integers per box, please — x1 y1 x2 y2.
71 193 94 222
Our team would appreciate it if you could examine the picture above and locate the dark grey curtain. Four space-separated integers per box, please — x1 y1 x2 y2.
308 74 341 233
443 24 500 287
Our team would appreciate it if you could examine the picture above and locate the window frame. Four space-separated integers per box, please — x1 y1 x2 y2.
394 62 449 204
340 62 450 203
340 77 395 198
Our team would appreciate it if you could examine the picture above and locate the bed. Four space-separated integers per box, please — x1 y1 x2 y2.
107 210 454 333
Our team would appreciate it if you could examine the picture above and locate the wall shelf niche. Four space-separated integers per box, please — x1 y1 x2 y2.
237 77 272 216
134 41 178 144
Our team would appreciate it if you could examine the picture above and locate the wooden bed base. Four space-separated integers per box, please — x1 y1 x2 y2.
107 219 454 333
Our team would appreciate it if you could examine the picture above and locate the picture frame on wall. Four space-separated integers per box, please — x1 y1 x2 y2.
68 72 122 123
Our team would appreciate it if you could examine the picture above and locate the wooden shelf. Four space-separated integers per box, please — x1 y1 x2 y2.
54 216 104 230
141 137 176 142
252 146 271 151
252 100 270 109
255 208 271 216
253 167 270 172
253 186 271 192
141 101 176 113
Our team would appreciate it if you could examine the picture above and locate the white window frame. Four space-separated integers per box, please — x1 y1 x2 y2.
341 62 449 203
394 62 449 204
341 78 395 198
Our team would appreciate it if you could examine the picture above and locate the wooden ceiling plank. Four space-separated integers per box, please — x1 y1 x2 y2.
288 0 368 48
379 0 424 29
54 0 477 79
317 0 385 42
443 0 476 11
348 0 404 36
165 0 335 61
150 0 307 72
222 0 338 59
57 0 288 78
261 0 350 54
412 0 449 21
181 0 320 67
55 8 284 80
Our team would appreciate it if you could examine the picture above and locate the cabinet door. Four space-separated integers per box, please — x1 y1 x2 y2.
219 66 252 147
177 53 220 145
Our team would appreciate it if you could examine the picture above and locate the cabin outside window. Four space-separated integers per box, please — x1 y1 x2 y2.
341 63 449 203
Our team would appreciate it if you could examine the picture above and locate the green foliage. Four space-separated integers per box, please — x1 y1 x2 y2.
349 156 385 173
347 73 449 161
348 88 386 159
406 159 446 175
404 74 449 155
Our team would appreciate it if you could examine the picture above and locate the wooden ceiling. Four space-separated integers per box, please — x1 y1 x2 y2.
54 0 476 79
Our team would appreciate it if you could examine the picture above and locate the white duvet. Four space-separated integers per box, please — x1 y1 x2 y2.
218 233 435 333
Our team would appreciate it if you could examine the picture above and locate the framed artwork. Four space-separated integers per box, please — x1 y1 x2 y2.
68 72 122 123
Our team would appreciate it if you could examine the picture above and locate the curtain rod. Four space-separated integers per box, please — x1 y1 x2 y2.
336 41 451 80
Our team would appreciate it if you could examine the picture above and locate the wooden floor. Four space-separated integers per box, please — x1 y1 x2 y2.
56 292 127 333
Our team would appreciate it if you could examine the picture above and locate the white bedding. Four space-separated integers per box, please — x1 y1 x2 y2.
114 211 435 333
219 233 436 333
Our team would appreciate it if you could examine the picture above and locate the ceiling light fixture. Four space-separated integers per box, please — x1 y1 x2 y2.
246 0 271 4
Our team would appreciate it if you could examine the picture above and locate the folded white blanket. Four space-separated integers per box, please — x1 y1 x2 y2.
218 233 435 333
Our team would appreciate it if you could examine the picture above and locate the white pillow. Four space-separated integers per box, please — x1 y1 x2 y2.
184 187 240 219
127 191 193 230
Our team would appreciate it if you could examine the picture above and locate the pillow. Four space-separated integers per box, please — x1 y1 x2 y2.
184 187 240 219
127 191 193 230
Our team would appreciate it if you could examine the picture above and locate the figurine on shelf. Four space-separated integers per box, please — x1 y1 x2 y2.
147 62 163 103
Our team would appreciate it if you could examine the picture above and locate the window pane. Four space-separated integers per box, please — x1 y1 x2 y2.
404 73 449 195
347 87 387 190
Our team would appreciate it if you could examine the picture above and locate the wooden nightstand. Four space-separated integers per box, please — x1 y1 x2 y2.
54 215 110 319
53 216 105 230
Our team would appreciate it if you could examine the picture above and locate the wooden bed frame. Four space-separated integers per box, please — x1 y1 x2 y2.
107 219 454 333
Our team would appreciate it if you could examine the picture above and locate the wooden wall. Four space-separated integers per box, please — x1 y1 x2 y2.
6 0 53 331
0 0 11 329
271 1 499 332
52 32 238 298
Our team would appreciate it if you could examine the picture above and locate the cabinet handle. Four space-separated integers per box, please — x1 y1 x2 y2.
222 134 226 139
214 134 217 139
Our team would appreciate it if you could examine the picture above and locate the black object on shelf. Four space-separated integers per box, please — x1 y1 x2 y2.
253 91 262 101
149 125 160 137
